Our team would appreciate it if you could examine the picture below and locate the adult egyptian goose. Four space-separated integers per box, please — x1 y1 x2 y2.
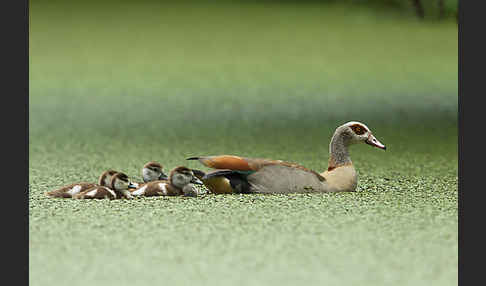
130 166 203 197
45 170 119 198
128 161 169 189
187 121 386 194
73 172 134 199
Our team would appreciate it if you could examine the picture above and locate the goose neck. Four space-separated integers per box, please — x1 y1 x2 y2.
328 130 352 170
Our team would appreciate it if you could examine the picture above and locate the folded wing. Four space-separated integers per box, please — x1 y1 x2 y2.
187 155 325 182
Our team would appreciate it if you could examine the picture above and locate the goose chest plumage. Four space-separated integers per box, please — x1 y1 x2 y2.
45 170 118 198
130 166 203 197
187 121 386 194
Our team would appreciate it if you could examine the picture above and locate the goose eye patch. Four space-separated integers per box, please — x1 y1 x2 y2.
350 124 366 135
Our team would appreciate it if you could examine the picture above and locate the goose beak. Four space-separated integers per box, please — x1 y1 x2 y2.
190 176 204 185
365 134 386 150
159 172 169 181
128 182 139 189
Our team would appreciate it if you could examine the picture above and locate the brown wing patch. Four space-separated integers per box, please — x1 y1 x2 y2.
197 155 326 182
200 155 253 171
234 157 326 182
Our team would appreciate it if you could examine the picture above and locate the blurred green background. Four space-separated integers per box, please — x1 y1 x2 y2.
29 1 457 286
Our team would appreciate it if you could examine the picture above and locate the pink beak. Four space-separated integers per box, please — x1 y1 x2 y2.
365 134 386 150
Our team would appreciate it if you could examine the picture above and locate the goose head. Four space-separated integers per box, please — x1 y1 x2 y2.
169 166 203 190
327 121 386 171
142 161 169 182
337 121 386 150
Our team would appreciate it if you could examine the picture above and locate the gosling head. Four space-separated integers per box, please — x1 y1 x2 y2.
339 121 386 150
98 170 119 187
169 166 203 189
109 172 131 191
142 161 169 183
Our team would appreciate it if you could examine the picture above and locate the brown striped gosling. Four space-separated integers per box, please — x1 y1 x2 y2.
73 172 134 199
45 170 118 198
130 166 203 197
128 161 169 189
